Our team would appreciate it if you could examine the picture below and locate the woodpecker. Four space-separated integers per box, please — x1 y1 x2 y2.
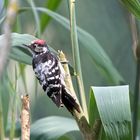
23 39 80 113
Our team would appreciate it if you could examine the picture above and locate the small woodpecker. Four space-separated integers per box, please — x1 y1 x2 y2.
23 39 80 114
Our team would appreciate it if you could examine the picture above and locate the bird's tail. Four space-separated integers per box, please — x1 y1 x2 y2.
62 87 80 114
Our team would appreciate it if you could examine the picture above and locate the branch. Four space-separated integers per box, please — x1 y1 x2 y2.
58 51 101 140
21 95 30 140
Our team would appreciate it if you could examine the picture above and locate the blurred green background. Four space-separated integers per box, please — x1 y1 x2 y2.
0 0 137 139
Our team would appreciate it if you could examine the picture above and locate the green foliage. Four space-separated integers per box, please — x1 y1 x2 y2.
88 89 99 128
28 0 41 37
30 116 79 140
6 121 21 137
0 74 11 133
40 0 62 32
0 33 36 64
91 86 132 140
0 0 135 140
120 0 140 19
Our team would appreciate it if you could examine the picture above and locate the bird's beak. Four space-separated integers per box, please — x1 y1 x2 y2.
22 44 33 55
22 44 29 48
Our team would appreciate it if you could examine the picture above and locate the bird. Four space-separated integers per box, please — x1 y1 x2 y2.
23 39 80 114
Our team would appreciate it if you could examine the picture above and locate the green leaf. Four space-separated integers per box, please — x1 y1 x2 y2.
88 89 107 140
30 116 79 140
92 85 132 140
28 0 41 37
0 73 11 134
88 89 99 128
6 33 36 64
58 136 71 140
120 0 140 19
6 121 21 137
18 63 28 92
33 7 123 84
0 33 37 64
4 0 9 7
40 0 62 32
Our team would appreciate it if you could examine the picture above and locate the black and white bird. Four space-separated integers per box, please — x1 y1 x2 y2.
23 39 80 113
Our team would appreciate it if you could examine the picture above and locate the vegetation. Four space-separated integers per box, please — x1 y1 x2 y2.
1 0 140 139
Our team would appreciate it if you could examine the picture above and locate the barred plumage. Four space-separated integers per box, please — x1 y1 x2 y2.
23 39 80 113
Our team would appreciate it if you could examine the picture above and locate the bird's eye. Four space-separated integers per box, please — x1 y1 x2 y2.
34 43 43 52
34 43 43 48
34 44 38 48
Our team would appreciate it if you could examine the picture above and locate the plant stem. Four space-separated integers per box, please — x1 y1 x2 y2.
0 96 5 140
21 95 30 140
129 13 140 140
28 0 41 37
133 60 140 140
129 14 138 58
59 51 101 140
68 0 88 120
10 66 18 140
0 0 18 79
9 106 16 140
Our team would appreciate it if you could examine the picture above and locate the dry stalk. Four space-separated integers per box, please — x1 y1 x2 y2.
21 95 30 140
58 51 101 140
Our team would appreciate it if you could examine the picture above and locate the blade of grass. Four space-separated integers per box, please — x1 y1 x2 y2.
88 89 100 127
120 0 140 19
27 0 41 37
129 14 138 56
129 13 139 140
9 95 16 140
0 93 5 140
92 85 132 140
133 60 140 140
34 78 38 101
12 15 22 33
40 0 62 32
88 89 103 139
18 63 28 93
9 65 18 140
68 0 88 120
0 72 11 139
1 75 11 130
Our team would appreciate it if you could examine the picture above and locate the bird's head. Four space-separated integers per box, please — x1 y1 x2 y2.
23 39 49 55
